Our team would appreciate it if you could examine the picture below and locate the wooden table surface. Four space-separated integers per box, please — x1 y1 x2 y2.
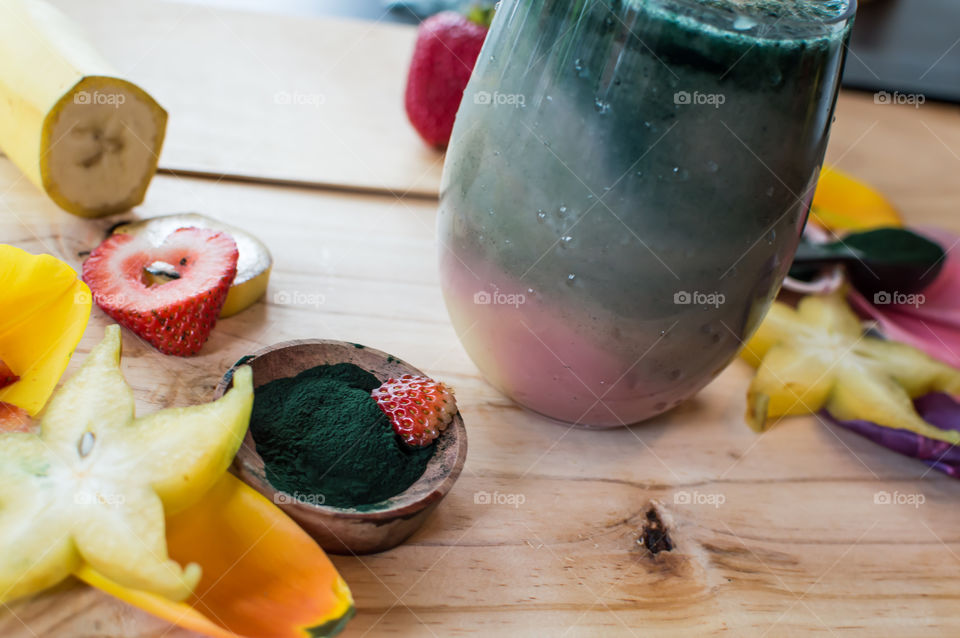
3 2 960 636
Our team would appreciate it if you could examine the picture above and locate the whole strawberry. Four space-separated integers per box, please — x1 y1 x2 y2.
82 227 238 356
372 374 457 447
404 10 492 148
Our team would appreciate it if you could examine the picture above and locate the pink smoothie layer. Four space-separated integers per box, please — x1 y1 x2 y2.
440 250 725 426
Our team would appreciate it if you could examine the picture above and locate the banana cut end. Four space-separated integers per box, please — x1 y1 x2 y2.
41 75 167 218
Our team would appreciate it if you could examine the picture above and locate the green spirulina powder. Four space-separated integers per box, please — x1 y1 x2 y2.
248 362 434 509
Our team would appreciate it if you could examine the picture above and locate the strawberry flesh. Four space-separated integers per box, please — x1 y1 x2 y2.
0 402 31 433
372 374 457 447
404 12 488 148
82 227 239 356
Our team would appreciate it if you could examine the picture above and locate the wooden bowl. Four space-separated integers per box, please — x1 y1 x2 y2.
214 339 467 555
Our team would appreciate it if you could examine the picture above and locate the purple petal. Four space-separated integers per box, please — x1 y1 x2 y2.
823 393 960 478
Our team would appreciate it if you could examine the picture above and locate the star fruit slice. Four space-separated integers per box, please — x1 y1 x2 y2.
741 292 960 442
0 325 253 604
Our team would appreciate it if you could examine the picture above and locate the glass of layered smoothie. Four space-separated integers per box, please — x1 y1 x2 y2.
439 0 855 427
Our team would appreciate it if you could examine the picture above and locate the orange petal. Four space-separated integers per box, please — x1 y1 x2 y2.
0 245 91 415
78 474 354 638
811 166 902 232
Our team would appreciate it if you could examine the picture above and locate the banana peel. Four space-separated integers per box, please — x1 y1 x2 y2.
0 0 167 217
0 245 90 415
811 166 902 232
79 474 355 638
741 292 960 443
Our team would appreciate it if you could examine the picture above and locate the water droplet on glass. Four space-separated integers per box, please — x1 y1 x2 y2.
560 235 573 244
706 160 719 173
536 209 546 222
636 170 644 178
733 14 757 30
594 98 610 114
488 208 495 216
659 329 666 337
546 95 553 102
766 186 775 197
566 273 576 285
559 205 568 214
766 229 776 244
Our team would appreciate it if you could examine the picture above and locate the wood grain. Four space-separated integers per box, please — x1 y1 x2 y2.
3 94 960 635
48 0 444 197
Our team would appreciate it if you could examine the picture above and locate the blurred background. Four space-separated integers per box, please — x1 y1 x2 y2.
186 0 960 103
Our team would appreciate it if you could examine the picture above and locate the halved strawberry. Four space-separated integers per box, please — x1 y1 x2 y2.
0 359 18 390
372 374 457 447
82 227 239 356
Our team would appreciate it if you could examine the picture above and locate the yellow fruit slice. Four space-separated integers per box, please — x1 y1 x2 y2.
112 214 273 317
0 245 91 415
810 166 902 232
740 293 960 441
0 325 253 603
0 0 167 217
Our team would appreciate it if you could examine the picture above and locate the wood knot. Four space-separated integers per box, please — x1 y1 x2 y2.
639 505 673 555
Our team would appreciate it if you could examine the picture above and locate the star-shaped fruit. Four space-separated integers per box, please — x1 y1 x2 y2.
742 292 960 443
0 325 253 603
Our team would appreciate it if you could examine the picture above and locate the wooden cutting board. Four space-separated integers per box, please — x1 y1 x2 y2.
49 0 444 197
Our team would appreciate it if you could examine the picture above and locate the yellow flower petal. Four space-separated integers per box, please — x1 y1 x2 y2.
0 245 90 415
810 166 902 232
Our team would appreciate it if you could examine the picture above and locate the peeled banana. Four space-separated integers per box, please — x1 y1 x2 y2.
0 0 167 217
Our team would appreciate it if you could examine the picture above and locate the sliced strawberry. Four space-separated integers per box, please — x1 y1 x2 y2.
372 374 457 447
0 402 31 433
82 227 239 356
0 358 18 389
